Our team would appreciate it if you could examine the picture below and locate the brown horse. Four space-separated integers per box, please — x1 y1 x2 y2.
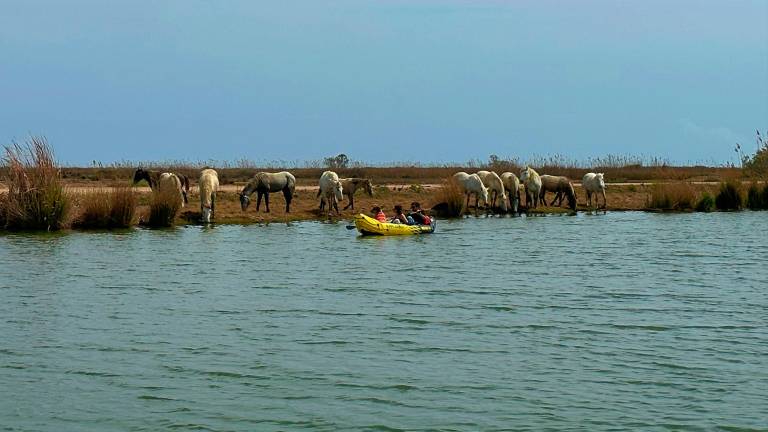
340 178 373 210
539 175 577 210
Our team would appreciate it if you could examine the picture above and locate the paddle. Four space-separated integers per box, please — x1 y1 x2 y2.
345 224 356 230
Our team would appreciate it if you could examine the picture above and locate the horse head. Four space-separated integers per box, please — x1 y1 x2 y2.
239 192 251 211
520 166 530 182
363 179 374 197
333 180 344 201
202 205 212 223
132 168 148 185
597 173 605 189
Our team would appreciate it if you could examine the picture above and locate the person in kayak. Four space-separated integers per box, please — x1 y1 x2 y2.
408 202 431 225
390 205 412 224
371 206 387 222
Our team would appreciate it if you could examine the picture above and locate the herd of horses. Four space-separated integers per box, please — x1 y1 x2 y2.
452 168 607 215
132 166 606 223
132 168 373 223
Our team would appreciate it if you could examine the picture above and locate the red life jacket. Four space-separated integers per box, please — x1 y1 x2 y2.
422 215 432 225
376 211 387 222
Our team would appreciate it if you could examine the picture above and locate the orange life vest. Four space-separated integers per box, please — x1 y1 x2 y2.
375 211 386 222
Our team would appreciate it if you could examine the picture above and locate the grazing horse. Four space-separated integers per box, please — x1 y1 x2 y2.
199 168 219 223
539 175 577 210
239 171 296 213
583 172 607 209
317 171 344 215
157 173 186 207
452 172 489 215
340 178 373 210
500 172 521 213
476 171 508 212
520 166 542 209
133 168 189 205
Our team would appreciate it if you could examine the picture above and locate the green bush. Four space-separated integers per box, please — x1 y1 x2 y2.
715 181 742 211
695 193 715 212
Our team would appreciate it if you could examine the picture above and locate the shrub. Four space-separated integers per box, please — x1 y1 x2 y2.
2 137 70 231
695 193 715 212
109 185 137 227
73 186 137 229
433 178 465 217
148 188 181 227
647 183 695 211
715 181 742 211
746 183 763 210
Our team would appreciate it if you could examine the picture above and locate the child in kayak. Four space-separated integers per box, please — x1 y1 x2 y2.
390 205 412 224
371 206 387 222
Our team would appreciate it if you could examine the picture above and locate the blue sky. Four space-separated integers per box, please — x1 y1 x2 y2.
1 0 766 166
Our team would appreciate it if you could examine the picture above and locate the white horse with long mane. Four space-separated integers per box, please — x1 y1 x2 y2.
317 171 344 215
583 172 606 209
453 172 489 215
520 166 542 209
476 171 508 212
157 173 186 207
500 172 521 213
199 168 219 223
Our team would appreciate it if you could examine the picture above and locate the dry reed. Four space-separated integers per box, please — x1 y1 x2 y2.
148 188 182 227
1 137 70 231
647 183 696 211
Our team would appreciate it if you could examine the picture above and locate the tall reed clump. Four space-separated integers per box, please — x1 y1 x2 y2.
695 192 715 212
746 182 768 210
646 183 695 211
147 188 181 227
715 181 742 211
433 178 465 217
1 137 70 231
73 186 137 229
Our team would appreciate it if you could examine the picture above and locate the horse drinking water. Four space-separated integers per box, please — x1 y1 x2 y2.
199 168 219 223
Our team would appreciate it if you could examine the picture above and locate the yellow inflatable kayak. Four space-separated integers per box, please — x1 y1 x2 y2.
353 214 436 236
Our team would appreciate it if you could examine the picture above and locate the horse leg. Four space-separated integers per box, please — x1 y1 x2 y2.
343 193 352 210
264 192 270 213
256 191 263 212
284 190 291 213
602 190 607 210
551 192 561 207
465 193 470 214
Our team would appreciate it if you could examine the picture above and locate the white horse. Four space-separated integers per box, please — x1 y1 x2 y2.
157 172 186 207
500 172 520 213
583 172 606 209
317 171 344 215
520 166 542 209
476 171 508 212
453 172 489 215
199 168 219 223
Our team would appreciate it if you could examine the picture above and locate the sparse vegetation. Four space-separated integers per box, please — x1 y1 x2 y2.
647 183 695 211
1 137 70 231
715 181 743 211
739 130 768 177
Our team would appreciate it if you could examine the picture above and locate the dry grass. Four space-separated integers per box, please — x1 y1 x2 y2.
73 186 137 229
746 182 768 210
147 188 182 227
1 137 70 231
432 178 465 217
647 183 696 211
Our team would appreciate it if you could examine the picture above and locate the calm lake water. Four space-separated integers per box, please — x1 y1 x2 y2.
1 212 766 431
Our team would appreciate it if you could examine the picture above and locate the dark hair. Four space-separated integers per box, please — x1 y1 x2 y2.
410 202 421 209
371 206 381 213
394 205 403 214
